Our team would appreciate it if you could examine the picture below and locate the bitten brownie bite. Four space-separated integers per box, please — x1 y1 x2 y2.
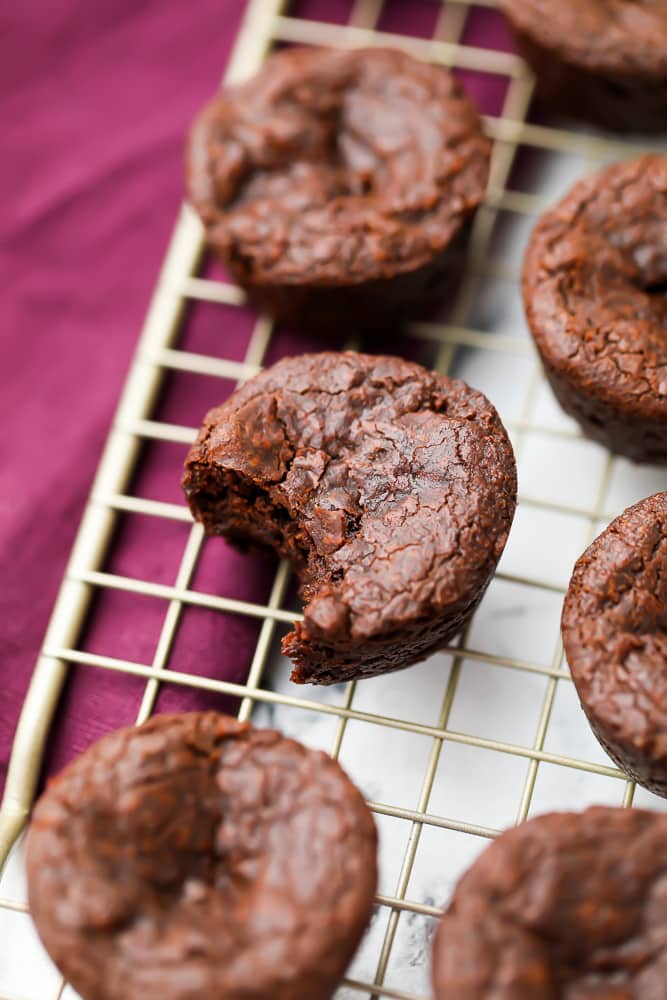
186 46 490 332
26 713 378 1000
522 155 667 464
183 352 516 685
562 492 667 796
498 0 667 131
432 807 667 999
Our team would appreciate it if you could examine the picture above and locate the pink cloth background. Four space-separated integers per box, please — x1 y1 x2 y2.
1 0 515 792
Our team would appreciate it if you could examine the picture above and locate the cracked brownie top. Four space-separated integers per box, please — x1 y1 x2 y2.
186 46 490 287
562 491 667 792
183 352 516 683
26 713 377 1000
498 1 667 77
522 154 667 423
433 806 667 999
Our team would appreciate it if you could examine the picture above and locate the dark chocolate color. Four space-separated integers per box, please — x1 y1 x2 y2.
499 1 667 131
433 806 667 999
186 46 490 332
183 352 516 685
26 713 378 1000
522 155 667 464
562 492 667 796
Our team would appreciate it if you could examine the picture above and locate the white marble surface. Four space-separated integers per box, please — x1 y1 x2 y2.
2 139 667 1000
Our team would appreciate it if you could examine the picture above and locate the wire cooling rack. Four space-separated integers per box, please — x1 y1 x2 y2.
2 1 666 998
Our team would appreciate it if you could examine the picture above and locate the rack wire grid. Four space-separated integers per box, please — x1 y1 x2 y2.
2 0 667 998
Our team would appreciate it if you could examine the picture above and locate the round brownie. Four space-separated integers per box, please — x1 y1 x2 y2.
186 46 490 333
562 492 667 796
498 0 667 131
26 713 378 1000
433 806 667 998
522 155 667 464
183 351 517 685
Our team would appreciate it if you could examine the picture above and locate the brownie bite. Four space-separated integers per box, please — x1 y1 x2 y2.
562 492 667 796
498 0 667 131
433 807 667 999
26 713 378 1000
186 46 490 333
522 155 667 464
183 352 517 685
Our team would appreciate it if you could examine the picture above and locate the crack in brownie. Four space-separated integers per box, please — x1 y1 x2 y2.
183 352 516 684
522 154 667 464
562 492 667 796
186 46 490 332
26 713 378 1000
433 806 667 998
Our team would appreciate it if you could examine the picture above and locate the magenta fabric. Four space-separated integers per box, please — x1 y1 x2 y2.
1 0 515 792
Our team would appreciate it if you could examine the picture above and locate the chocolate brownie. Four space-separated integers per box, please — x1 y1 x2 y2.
186 46 490 333
522 155 667 464
562 492 667 796
433 806 667 998
498 1 667 131
183 352 516 685
26 713 378 1000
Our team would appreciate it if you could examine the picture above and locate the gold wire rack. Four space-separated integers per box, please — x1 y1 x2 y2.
1 1 666 998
